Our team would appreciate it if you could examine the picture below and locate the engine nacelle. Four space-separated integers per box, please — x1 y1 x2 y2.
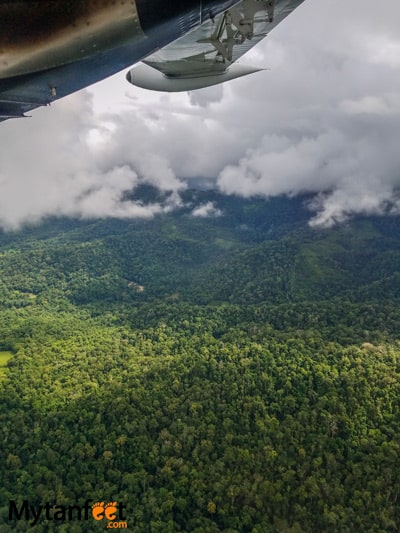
126 62 263 92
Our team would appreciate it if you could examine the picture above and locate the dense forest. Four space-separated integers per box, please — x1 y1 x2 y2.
0 189 399 532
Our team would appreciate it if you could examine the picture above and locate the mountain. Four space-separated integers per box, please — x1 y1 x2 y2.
0 190 399 531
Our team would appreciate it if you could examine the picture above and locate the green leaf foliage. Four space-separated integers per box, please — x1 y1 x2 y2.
0 190 399 531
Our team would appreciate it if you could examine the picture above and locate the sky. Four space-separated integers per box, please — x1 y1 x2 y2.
1 0 400 229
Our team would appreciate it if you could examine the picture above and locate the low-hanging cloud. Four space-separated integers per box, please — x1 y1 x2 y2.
214 0 400 226
191 201 223 218
0 91 185 229
217 112 400 226
1 0 400 229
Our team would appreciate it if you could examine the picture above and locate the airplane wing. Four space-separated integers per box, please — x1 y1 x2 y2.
127 0 305 92
0 0 305 122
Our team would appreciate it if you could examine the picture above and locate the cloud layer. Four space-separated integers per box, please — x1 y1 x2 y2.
1 0 400 228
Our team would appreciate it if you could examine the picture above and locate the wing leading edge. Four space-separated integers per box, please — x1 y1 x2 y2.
127 0 305 92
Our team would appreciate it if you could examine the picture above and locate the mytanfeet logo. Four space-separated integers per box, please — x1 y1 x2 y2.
9 499 128 529
92 501 128 528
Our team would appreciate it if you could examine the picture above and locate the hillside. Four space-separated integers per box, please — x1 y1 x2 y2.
0 190 399 532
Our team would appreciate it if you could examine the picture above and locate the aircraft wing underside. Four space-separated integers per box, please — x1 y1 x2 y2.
0 37 151 122
0 0 240 122
0 0 305 122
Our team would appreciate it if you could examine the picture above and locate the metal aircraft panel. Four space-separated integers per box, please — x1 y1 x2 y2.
0 0 305 121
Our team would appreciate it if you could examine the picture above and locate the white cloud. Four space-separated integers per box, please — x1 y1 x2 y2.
0 92 184 229
191 201 223 218
339 94 400 116
1 0 400 228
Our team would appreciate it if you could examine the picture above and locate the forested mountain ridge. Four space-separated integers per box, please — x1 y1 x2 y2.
0 189 398 307
0 190 399 532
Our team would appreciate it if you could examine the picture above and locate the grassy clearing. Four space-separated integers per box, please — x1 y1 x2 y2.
214 238 238 250
0 351 13 378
